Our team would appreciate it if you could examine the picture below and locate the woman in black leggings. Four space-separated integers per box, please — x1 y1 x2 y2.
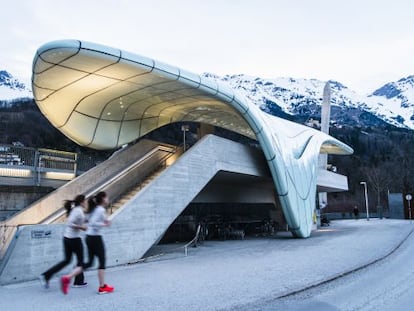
83 191 114 294
39 195 87 294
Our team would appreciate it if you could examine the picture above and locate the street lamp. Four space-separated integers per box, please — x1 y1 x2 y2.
406 194 412 224
360 181 369 221
181 125 190 152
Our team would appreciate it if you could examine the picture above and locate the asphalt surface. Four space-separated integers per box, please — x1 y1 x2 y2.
0 220 412 311
240 225 414 311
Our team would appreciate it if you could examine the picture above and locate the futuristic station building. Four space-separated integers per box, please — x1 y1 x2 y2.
0 40 352 284
31 40 352 238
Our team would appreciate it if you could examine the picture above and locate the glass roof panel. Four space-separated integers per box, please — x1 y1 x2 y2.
59 49 120 73
33 65 89 90
61 111 98 146
38 47 80 66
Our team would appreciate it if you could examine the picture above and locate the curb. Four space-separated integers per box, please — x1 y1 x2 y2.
224 225 414 311
274 226 414 300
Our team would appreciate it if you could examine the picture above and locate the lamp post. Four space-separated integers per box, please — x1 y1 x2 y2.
360 181 369 221
181 125 190 152
406 194 412 224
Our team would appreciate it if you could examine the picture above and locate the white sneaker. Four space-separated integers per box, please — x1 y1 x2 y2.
38 275 49 289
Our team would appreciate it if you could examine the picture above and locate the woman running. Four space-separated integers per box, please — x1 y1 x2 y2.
84 191 114 294
39 194 87 294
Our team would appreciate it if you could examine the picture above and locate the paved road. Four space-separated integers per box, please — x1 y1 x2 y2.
243 228 414 311
0 220 412 310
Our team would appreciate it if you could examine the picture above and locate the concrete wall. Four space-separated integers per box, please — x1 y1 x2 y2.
0 135 270 284
316 170 348 192
1 139 160 228
0 139 166 260
0 175 68 188
0 186 53 221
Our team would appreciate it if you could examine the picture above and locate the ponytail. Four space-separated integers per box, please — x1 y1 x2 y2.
64 200 73 217
64 194 86 216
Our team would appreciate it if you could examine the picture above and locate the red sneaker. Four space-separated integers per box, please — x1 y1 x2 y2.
98 284 114 294
60 276 70 295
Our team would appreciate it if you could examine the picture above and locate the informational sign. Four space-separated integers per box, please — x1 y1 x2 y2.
31 230 52 239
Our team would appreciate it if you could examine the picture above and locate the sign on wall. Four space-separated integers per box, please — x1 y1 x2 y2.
31 230 52 239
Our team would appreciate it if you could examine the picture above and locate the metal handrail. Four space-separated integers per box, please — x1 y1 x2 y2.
0 144 177 258
0 148 182 262
42 145 177 224
108 153 174 215
126 224 202 265
184 223 202 256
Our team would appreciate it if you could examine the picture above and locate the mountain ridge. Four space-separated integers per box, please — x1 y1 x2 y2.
203 73 414 129
0 70 32 101
1 69 413 129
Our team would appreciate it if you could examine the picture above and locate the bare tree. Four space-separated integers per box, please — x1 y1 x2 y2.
362 166 392 207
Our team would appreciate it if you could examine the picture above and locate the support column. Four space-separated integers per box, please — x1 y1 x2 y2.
317 82 331 229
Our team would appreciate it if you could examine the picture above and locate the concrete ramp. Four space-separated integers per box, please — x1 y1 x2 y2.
0 135 269 284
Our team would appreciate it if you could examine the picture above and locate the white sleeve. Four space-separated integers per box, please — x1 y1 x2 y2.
67 209 81 228
94 208 107 227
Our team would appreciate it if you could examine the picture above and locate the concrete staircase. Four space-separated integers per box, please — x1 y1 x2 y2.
109 167 165 215
0 135 270 284
0 139 177 258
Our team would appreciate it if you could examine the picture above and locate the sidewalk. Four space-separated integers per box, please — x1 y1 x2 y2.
0 219 411 311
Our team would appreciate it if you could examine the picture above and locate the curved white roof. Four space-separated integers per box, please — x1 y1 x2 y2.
32 40 353 237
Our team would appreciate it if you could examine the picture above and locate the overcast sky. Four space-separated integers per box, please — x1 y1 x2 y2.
1 0 413 93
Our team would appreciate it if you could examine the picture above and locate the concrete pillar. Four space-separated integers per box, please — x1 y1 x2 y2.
317 82 331 228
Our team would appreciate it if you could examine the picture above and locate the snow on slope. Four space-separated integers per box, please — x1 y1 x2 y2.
1 67 414 129
203 73 414 129
366 75 414 128
0 70 32 101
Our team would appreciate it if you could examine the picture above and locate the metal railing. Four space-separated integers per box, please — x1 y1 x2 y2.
0 144 104 185
127 224 202 265
42 145 177 224
0 144 178 260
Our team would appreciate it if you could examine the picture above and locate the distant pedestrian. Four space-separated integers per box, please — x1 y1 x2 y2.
353 206 360 220
39 195 87 294
81 191 114 294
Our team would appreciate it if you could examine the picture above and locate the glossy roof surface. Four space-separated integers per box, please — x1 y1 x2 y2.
32 40 353 237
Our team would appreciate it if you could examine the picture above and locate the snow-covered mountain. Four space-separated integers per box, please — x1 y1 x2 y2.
204 73 414 129
1 68 414 130
0 70 32 101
